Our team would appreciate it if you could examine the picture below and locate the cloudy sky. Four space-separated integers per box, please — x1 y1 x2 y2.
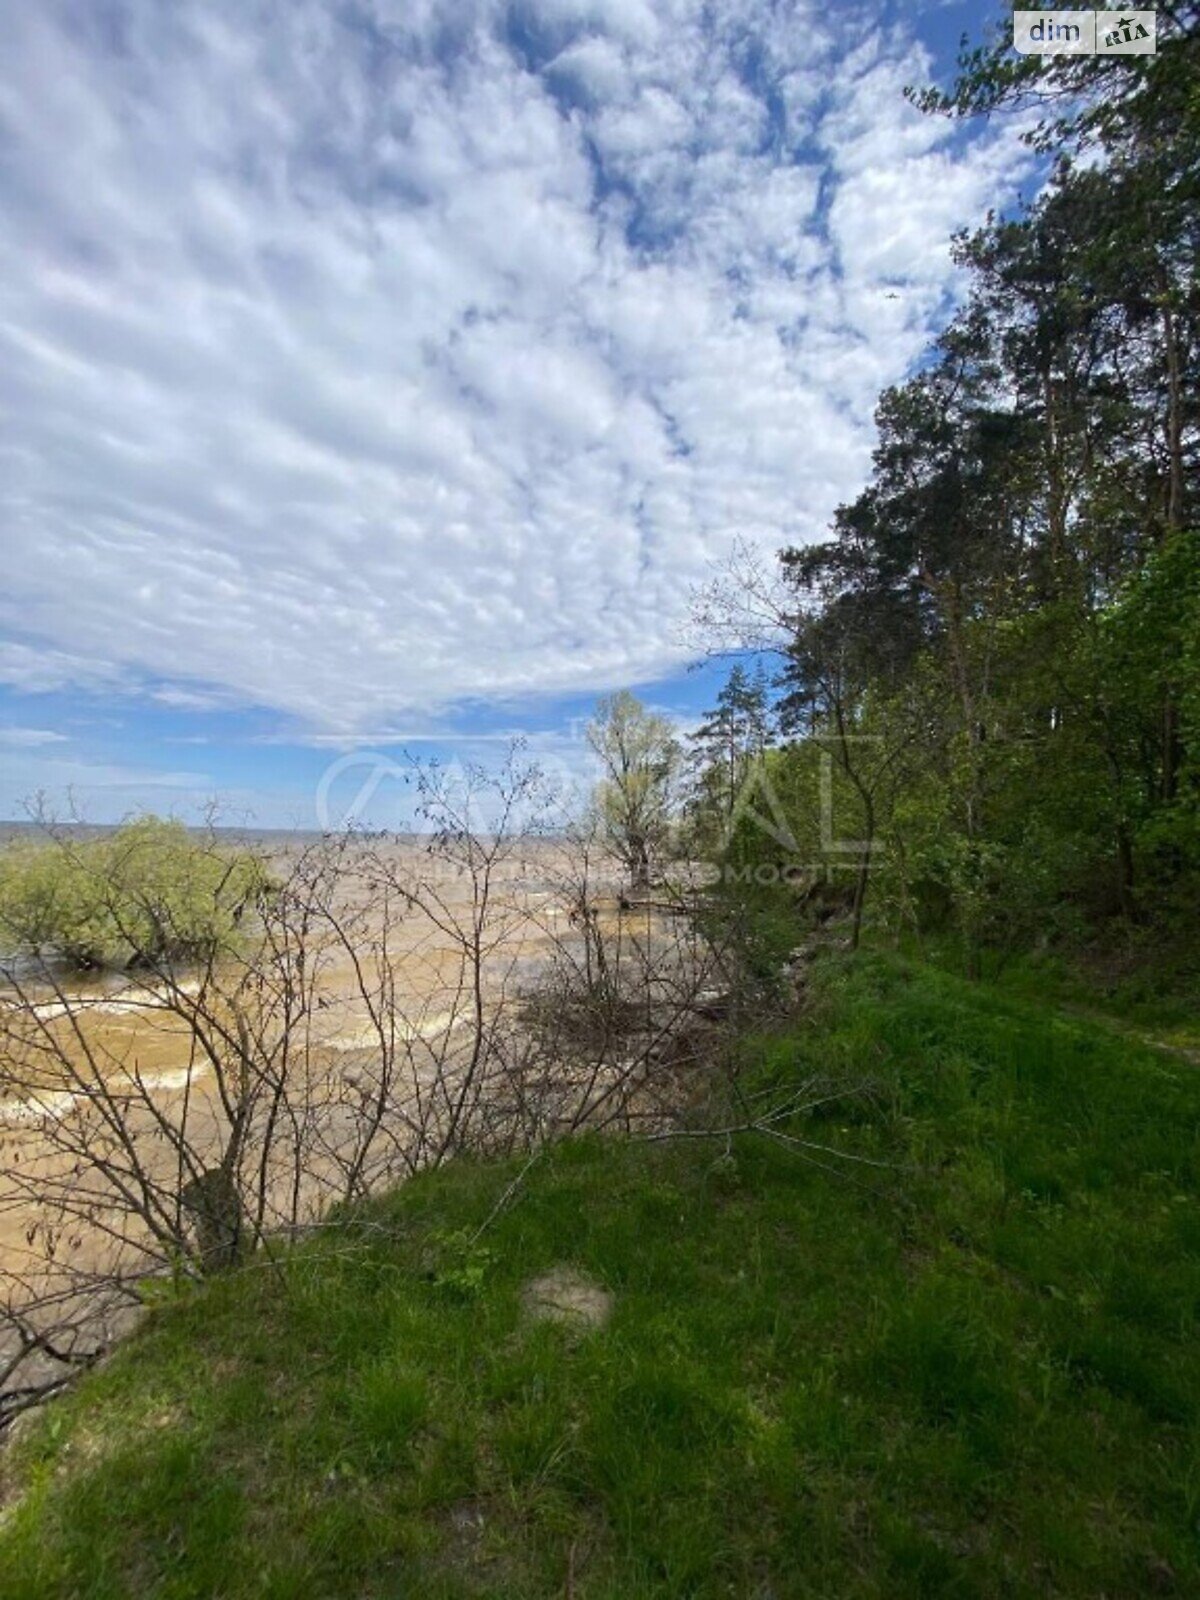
0 0 1032 827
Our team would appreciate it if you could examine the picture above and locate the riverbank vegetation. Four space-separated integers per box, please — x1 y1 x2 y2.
0 783 742 1426
0 819 270 972
3 955 1197 1598
685 3 1198 991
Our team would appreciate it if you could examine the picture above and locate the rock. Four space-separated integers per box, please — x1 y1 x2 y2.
522 1268 612 1332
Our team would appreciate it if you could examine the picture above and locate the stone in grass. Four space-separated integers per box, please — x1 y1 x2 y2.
522 1267 612 1333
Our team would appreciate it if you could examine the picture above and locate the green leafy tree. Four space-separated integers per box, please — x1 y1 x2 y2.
0 818 271 971
686 6 1199 978
587 692 681 890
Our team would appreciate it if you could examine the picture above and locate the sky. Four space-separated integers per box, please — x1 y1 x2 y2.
0 0 1035 829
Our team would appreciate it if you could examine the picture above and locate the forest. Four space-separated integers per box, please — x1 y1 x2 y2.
685 5 1198 993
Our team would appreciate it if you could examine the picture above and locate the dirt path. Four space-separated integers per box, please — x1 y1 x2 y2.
1055 1002 1200 1068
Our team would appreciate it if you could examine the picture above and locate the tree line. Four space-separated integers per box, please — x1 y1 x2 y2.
593 5 1198 983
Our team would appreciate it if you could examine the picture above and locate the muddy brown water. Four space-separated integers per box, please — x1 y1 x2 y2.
0 837 606 1407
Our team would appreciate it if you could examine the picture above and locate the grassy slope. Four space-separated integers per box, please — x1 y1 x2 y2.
2 956 1198 1599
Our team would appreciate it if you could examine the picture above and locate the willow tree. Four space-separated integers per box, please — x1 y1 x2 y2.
587 691 681 891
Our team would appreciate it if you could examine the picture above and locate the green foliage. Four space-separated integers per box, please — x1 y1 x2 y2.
909 0 1197 162
587 691 682 889
0 818 271 971
681 12 1200 978
1101 529 1200 867
683 662 772 854
430 1227 496 1300
4 959 1199 1597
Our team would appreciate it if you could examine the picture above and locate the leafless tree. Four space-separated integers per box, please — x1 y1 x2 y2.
0 753 766 1425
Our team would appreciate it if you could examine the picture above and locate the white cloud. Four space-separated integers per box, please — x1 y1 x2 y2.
0 728 68 747
0 0 1032 733
0 750 214 828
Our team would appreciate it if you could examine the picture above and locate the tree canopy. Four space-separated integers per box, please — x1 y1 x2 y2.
688 4 1199 983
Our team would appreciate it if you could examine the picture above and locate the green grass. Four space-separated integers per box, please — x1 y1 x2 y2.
3 954 1199 1597
885 926 1200 1042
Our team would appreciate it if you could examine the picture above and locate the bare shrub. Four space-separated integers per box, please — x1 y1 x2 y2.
0 760 739 1422
0 755 871 1427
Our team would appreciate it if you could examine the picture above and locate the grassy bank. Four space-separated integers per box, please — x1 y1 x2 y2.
2 956 1198 1598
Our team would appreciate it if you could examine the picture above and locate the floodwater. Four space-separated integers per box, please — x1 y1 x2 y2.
0 834 603 1407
